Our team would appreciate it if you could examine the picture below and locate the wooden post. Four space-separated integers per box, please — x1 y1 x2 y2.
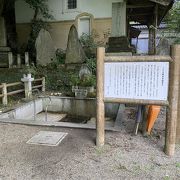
42 77 46 92
148 5 158 55
176 45 180 144
2 83 7 105
96 47 105 147
25 52 29 66
17 54 21 68
8 52 13 68
165 45 180 156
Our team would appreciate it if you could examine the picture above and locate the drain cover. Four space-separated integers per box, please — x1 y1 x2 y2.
26 131 68 146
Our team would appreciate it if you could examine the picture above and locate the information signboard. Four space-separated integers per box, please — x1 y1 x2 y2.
104 62 169 101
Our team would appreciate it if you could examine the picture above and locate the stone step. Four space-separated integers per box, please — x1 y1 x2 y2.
107 43 130 48
0 52 9 67
109 37 130 44
107 47 132 53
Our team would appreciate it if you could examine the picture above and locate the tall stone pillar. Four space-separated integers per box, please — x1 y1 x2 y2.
0 0 7 47
0 0 11 67
112 2 126 37
107 1 131 53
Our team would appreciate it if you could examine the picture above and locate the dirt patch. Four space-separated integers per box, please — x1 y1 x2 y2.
0 108 180 180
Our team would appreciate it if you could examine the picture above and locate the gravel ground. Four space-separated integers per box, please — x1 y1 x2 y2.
0 108 180 180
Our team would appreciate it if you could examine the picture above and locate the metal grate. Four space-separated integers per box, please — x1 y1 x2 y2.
68 0 77 9
26 131 68 146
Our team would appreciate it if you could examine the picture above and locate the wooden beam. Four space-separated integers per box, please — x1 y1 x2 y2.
104 55 172 62
149 0 171 6
128 13 152 17
127 4 154 8
104 98 169 106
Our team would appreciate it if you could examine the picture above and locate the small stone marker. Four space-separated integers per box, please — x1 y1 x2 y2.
35 29 56 66
65 25 86 64
79 64 92 79
26 131 68 146
156 38 170 55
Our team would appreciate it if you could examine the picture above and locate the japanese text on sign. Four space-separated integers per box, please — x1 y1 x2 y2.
104 62 169 101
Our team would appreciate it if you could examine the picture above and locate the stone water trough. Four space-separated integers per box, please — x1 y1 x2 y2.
0 96 121 131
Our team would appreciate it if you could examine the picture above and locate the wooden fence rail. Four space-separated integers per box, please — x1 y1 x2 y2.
0 77 45 105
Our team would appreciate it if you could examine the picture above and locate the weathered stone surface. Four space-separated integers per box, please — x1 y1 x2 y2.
0 0 4 15
65 25 86 64
107 36 132 53
79 64 92 79
156 37 170 55
0 17 7 47
35 29 56 66
112 2 126 37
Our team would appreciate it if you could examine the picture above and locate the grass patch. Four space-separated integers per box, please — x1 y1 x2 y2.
176 162 180 168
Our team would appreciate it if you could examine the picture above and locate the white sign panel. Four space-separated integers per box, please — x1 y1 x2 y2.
104 62 169 101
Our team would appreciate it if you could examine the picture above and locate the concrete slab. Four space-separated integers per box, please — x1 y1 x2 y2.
26 131 68 146
0 118 120 131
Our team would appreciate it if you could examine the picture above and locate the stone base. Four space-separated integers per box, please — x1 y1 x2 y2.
0 46 11 67
106 36 132 53
0 46 10 52
65 63 82 70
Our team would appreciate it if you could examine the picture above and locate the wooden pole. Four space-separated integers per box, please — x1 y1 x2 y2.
2 83 7 105
96 47 105 147
8 52 13 68
165 45 180 156
25 52 29 66
176 45 180 144
42 77 46 92
17 54 21 68
148 5 158 55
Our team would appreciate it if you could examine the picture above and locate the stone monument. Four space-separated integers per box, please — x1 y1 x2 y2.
35 29 56 66
65 25 86 66
107 1 132 54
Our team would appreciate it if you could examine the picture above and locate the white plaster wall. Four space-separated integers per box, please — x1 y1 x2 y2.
16 0 124 23
15 0 35 23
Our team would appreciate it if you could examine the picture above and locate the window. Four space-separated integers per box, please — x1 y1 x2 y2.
63 0 79 13
67 0 77 9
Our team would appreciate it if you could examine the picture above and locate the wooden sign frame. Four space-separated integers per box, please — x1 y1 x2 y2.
96 45 180 156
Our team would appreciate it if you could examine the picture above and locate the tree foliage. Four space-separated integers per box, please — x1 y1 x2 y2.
23 0 54 63
165 0 180 43
24 0 53 20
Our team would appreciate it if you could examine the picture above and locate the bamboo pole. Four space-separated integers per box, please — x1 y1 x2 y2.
96 47 105 147
32 85 43 89
6 82 23 87
165 45 180 156
33 78 43 82
7 89 24 96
